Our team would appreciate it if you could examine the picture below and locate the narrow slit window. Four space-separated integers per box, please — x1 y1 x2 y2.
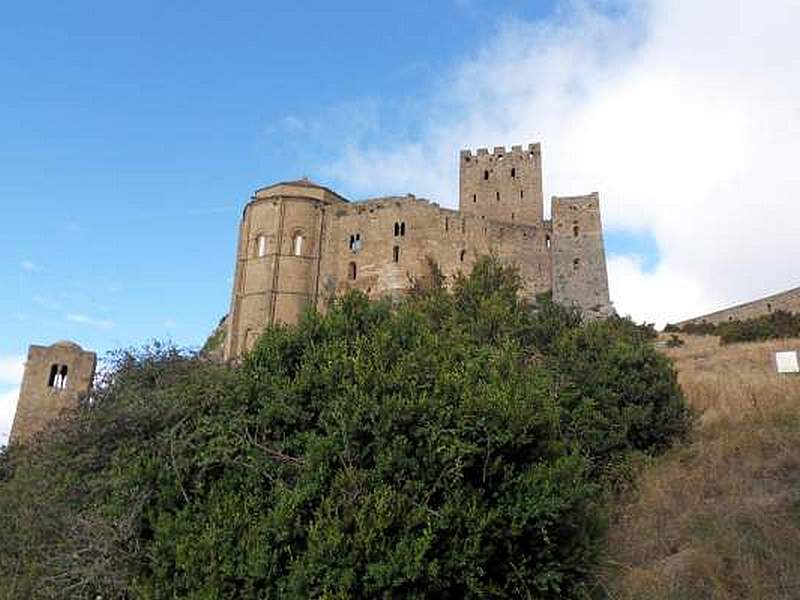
348 261 357 280
393 245 400 263
445 217 449 231
483 170 489 180
520 190 524 199
400 222 406 237
394 222 400 237
573 258 580 271
573 221 579 237
257 235 267 257
511 167 516 178
461 220 466 234
293 233 303 256
460 249 466 262
545 235 551 249
473 194 477 203
59 365 68 389
47 364 58 387
496 191 500 202
511 212 515 221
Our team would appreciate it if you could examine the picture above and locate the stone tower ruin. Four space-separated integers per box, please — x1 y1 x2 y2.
223 142 613 360
9 341 96 444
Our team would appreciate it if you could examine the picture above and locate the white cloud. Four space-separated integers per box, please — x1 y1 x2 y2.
67 313 116 330
0 355 24 387
20 259 42 272
0 387 20 447
321 0 800 326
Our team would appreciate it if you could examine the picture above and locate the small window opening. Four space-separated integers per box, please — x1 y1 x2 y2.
394 222 400 236
257 235 267 257
59 365 68 389
573 225 579 237
768 303 773 312
483 170 489 180
445 217 449 231
400 222 406 237
573 258 580 271
511 212 515 220
496 191 500 202
47 364 58 387
472 194 477 203
520 190 524 199
349 233 362 251
348 261 357 280
511 167 516 178
545 235 551 249
460 249 466 262
393 245 400 263
293 233 303 256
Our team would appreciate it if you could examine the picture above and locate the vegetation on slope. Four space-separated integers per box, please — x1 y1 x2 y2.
0 258 689 599
598 334 800 599
666 310 800 344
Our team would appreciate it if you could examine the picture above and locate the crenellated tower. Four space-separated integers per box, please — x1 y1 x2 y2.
459 143 543 225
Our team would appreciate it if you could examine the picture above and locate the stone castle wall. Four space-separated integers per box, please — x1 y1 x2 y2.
9 341 96 444
676 285 800 326
223 143 613 360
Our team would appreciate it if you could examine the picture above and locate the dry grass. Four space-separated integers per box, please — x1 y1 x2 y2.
597 334 800 600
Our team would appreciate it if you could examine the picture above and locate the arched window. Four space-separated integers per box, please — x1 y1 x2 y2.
393 245 400 263
59 365 68 389
348 261 357 280
47 364 58 387
349 233 362 251
257 235 267 257
394 222 400 236
400 222 406 236
573 258 580 271
292 232 304 256
460 249 466 262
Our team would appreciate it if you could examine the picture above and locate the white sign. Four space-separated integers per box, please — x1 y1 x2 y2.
775 351 800 374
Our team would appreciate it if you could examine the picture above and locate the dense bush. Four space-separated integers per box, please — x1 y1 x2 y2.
0 258 689 599
666 310 800 344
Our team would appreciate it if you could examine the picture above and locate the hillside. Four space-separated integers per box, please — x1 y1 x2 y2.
599 334 800 598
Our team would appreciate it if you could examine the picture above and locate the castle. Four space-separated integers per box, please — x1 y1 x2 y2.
8 141 613 443
223 142 612 359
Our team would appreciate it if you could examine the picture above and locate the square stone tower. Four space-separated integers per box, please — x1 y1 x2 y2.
459 143 543 225
8 341 96 444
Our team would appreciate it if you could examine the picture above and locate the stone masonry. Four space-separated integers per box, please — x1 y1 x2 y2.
223 142 613 359
9 341 96 444
676 285 800 327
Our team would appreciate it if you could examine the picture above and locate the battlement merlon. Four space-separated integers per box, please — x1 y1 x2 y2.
460 142 541 163
551 192 600 209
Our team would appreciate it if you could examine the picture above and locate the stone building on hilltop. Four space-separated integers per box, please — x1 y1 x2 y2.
223 142 613 359
9 341 96 444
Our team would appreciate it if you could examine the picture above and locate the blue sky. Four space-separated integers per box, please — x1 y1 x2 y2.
3 0 800 442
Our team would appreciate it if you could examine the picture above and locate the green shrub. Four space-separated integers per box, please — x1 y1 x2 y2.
0 258 689 599
670 311 800 344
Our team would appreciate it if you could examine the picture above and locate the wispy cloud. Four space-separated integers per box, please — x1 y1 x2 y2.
0 355 25 386
66 313 116 330
20 259 43 273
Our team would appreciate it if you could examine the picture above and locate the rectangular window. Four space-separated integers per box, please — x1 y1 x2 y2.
393 245 400 263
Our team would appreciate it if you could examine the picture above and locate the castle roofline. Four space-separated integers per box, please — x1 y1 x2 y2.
252 179 349 204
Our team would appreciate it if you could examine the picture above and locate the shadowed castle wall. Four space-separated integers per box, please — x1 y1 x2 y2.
9 341 96 444
551 193 612 316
